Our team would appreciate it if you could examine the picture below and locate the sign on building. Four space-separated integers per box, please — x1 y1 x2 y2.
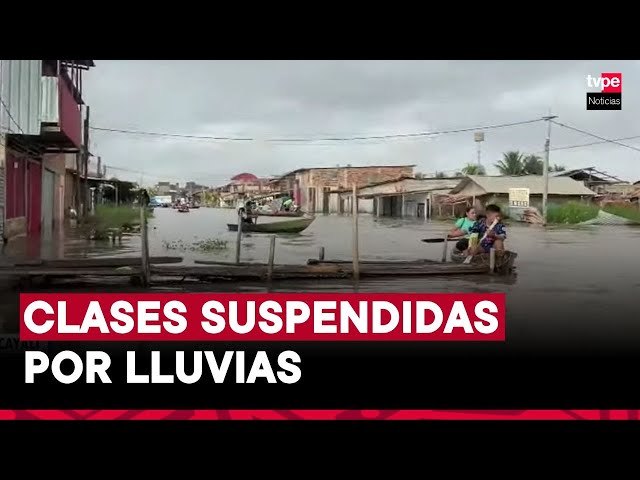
508 188 530 208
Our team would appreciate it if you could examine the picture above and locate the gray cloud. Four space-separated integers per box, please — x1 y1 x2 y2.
84 60 640 186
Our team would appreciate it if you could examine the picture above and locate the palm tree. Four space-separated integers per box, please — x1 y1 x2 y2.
523 155 543 175
461 163 486 176
495 151 525 175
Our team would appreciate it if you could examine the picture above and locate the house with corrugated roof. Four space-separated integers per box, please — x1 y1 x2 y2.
270 164 415 214
354 176 463 218
448 175 596 211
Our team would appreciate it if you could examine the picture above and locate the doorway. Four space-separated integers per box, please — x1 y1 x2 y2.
322 187 330 214
27 160 42 236
41 168 56 241
308 187 316 213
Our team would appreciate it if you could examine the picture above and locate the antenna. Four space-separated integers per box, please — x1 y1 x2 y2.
474 131 485 166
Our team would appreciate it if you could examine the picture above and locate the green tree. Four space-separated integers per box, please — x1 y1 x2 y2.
461 163 486 175
495 151 525 175
523 154 543 175
435 171 447 178
551 164 566 172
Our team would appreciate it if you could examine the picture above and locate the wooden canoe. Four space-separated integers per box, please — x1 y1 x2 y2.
249 210 305 218
450 248 517 274
227 216 315 233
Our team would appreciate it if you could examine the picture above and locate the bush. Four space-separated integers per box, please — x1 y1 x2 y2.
546 202 600 224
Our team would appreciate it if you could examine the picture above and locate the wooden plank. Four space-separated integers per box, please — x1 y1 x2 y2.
12 257 183 268
307 259 440 266
150 262 489 280
0 268 142 277
195 260 265 266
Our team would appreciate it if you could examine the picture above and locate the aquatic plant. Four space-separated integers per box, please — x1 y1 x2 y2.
80 205 153 240
162 238 229 252
546 202 600 224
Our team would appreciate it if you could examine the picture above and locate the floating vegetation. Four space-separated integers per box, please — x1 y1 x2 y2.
80 205 152 240
163 238 229 252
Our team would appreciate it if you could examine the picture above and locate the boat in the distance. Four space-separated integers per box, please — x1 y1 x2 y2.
227 216 315 234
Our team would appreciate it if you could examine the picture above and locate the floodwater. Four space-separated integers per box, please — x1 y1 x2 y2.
3 207 640 346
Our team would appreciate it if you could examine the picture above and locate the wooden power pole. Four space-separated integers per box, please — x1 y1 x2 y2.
82 106 90 219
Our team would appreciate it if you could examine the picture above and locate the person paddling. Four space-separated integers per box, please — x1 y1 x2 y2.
465 204 507 256
449 207 477 252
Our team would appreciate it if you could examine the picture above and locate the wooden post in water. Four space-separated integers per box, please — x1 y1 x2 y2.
140 203 150 287
441 233 449 262
352 184 360 280
235 210 243 264
318 246 325 261
489 248 496 274
267 235 276 281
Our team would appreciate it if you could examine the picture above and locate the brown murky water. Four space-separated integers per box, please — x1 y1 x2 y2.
2 207 640 345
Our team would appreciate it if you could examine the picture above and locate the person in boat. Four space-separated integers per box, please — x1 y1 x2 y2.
282 196 294 212
465 204 507 255
238 201 255 224
449 206 477 252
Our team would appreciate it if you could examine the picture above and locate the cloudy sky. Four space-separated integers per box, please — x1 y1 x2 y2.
84 60 640 187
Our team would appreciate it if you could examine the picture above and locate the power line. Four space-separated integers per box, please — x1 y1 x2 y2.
551 120 640 154
90 118 544 144
549 134 640 153
91 126 252 142
0 95 24 134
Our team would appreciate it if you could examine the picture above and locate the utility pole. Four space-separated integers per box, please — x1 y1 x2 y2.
82 105 90 219
542 113 558 226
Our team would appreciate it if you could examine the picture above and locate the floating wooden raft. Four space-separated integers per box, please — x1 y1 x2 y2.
10 256 183 269
151 260 489 281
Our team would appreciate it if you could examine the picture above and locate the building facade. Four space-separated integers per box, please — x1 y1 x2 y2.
212 173 274 207
1 59 95 242
355 177 463 219
271 165 415 214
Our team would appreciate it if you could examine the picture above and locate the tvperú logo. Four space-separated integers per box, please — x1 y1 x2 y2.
586 73 622 110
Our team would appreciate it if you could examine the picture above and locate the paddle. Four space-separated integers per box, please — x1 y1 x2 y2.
463 219 497 264
421 237 461 243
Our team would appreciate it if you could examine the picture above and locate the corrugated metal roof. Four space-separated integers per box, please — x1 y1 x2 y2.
357 177 461 197
40 76 59 123
450 175 597 196
0 60 42 136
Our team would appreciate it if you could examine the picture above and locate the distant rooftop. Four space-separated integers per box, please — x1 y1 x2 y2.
551 167 626 184
451 175 596 196
271 164 416 182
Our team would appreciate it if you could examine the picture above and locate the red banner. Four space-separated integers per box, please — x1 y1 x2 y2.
20 293 505 342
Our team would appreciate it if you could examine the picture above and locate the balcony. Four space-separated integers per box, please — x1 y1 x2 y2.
40 75 83 151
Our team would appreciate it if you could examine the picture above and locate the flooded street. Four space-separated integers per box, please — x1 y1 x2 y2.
3 207 640 346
